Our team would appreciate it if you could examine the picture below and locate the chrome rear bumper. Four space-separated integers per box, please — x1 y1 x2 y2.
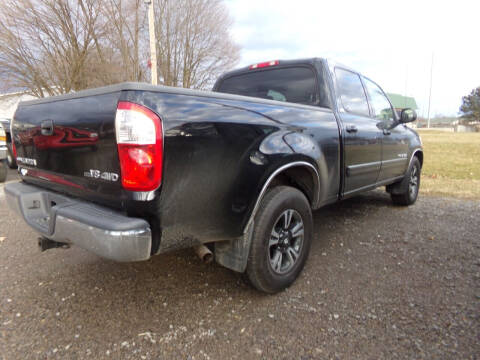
5 181 152 262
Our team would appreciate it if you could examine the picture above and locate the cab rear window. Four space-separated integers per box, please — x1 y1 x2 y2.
217 67 319 106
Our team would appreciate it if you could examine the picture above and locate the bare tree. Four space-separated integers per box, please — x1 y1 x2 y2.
102 0 148 83
155 0 240 89
0 0 107 96
0 0 239 96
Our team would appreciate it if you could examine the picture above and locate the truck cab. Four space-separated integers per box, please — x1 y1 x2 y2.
214 58 423 199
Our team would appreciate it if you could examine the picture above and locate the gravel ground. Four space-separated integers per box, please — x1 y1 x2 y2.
0 170 479 359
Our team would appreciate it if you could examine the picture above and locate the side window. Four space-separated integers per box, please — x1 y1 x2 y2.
363 78 394 124
335 68 369 116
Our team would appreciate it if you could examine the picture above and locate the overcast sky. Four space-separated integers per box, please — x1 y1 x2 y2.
225 0 479 117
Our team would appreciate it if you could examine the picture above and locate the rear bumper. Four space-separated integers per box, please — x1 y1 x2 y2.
5 181 152 262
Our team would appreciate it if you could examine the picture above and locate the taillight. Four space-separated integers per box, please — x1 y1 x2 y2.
249 60 279 70
115 101 163 191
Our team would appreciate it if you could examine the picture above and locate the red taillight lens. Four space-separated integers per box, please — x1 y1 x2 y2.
249 60 279 70
115 101 163 191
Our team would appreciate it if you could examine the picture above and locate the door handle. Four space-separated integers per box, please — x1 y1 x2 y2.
346 125 358 133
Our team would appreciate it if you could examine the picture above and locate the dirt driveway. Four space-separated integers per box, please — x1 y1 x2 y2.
1 172 479 359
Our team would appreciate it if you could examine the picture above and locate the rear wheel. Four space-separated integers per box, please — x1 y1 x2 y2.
390 157 421 206
246 186 313 293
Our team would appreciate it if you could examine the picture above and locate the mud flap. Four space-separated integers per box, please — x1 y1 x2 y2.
214 221 254 273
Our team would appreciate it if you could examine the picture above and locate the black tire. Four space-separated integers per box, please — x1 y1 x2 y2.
246 186 313 294
390 157 421 206
6 143 17 169
0 159 7 182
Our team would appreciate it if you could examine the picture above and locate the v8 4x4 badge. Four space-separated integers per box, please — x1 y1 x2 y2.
84 169 119 182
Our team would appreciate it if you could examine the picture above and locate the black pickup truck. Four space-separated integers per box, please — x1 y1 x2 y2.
5 58 423 293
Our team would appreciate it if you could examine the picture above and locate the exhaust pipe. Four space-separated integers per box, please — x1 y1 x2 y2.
38 237 69 252
194 244 213 264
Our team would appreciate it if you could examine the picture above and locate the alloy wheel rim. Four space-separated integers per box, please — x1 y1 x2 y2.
409 166 418 198
268 209 304 274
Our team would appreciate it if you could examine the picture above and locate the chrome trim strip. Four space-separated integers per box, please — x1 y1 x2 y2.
380 158 408 169
382 158 408 165
130 191 156 201
243 161 320 234
408 148 423 169
346 160 382 176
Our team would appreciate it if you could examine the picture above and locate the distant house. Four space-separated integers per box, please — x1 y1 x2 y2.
386 93 418 115
385 93 419 128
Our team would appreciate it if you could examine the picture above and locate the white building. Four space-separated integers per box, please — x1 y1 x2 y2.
0 91 38 119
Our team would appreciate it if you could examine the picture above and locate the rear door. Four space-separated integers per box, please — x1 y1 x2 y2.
334 68 382 194
362 78 409 181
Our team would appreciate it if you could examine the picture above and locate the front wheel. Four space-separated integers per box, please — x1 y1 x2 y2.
246 186 313 293
390 157 421 206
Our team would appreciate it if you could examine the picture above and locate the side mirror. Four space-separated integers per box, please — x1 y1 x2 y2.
399 108 417 124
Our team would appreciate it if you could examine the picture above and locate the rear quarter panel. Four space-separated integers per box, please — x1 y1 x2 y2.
124 91 340 252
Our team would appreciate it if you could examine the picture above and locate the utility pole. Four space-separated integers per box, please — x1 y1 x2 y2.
427 52 434 128
404 63 408 107
145 0 157 85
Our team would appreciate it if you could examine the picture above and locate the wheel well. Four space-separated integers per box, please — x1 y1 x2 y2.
267 166 317 206
414 151 423 167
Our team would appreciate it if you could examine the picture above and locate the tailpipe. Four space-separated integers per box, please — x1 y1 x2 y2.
194 244 213 264
38 237 70 252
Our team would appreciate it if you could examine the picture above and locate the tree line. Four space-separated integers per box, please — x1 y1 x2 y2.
460 87 480 125
0 0 240 97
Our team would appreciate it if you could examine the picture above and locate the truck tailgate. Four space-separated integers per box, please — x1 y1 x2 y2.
13 91 124 206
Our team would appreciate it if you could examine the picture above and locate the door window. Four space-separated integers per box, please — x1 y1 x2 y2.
363 78 395 125
335 68 369 116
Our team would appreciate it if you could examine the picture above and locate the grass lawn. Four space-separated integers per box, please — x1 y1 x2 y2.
417 130 480 199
